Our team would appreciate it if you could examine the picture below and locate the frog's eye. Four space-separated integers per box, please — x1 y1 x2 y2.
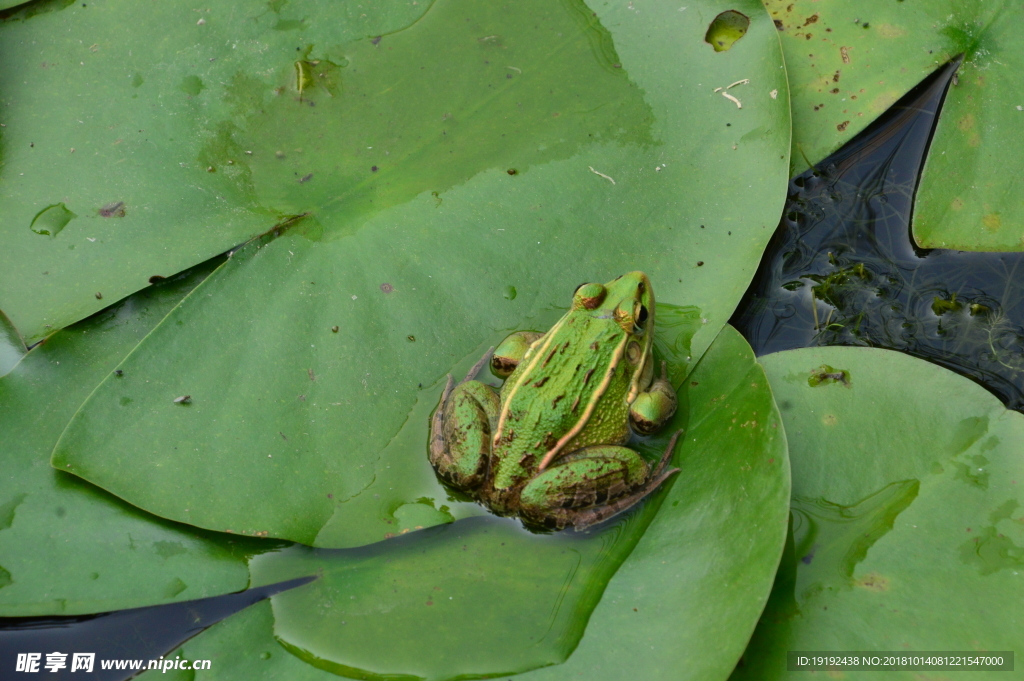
634 303 649 331
574 283 606 310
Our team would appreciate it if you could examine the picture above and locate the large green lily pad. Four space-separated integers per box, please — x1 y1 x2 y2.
52 0 789 546
139 324 790 681
0 0 425 342
732 346 1023 678
767 0 1024 251
0 261 276 616
1 0 788 344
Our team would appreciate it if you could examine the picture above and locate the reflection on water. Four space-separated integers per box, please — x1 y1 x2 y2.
732 57 1024 412
250 512 659 681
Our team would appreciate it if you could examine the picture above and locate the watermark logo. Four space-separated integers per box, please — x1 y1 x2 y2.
14 652 209 673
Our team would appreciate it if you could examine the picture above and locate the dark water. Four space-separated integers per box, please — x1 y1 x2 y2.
0 577 312 681
732 57 1024 412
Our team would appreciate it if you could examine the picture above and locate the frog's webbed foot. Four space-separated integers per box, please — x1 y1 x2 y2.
518 430 682 531
490 331 545 378
629 360 678 435
428 354 501 492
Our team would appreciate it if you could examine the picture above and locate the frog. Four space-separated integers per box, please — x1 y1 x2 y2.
429 272 682 531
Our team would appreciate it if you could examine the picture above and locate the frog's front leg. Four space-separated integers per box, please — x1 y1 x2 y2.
629 360 678 435
430 350 500 491
518 433 681 530
490 331 544 378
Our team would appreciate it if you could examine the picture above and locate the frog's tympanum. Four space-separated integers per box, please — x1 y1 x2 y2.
429 272 681 530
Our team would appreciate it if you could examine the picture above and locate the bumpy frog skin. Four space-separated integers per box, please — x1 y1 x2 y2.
429 272 681 530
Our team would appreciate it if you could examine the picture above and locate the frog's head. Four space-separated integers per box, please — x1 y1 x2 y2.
572 272 656 399
572 271 655 331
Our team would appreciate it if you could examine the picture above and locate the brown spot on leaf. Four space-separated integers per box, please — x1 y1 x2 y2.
854 572 890 592
98 201 126 218
837 120 850 132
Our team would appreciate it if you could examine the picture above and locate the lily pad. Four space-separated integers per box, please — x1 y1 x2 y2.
732 346 1023 677
52 0 790 546
765 0 952 174
914 2 1024 251
767 0 1024 251
0 260 276 616
1 0 787 344
0 0 426 342
141 324 790 681
248 514 656 680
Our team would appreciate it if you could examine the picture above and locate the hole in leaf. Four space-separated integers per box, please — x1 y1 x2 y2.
29 203 77 237
704 10 749 52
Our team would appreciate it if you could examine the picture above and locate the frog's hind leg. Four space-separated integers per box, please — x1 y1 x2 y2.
519 430 682 531
429 353 501 491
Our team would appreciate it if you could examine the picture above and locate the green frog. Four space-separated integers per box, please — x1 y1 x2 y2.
429 272 681 530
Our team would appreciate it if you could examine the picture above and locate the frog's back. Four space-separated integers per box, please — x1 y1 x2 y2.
491 314 631 490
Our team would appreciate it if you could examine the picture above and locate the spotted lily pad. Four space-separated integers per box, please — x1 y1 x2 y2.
767 0 1024 251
